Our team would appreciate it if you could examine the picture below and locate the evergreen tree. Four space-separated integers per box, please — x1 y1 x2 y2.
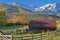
0 11 7 26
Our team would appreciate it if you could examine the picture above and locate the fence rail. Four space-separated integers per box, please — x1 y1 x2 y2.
0 35 13 40
12 31 60 40
0 31 60 40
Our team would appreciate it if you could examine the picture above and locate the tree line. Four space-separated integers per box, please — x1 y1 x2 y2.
0 11 28 27
0 11 7 26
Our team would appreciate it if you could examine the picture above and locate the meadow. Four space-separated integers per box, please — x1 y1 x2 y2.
0 21 60 40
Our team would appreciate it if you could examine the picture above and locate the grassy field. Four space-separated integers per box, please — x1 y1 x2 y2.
12 31 60 40
0 21 60 40
0 25 28 30
0 27 60 40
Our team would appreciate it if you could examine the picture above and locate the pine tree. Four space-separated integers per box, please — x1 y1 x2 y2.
0 11 7 26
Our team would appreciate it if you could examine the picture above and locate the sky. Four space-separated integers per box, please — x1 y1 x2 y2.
0 0 59 5
0 0 59 11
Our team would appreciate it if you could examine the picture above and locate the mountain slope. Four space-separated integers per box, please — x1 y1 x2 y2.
35 3 60 14
0 3 60 24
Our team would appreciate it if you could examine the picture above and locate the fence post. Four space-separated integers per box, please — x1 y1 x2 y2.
30 31 34 40
32 32 34 40
11 31 13 40
20 30 23 40
11 35 13 40
40 33 42 40
47 30 50 36
54 31 57 37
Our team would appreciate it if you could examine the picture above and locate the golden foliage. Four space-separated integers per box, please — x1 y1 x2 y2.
8 14 28 25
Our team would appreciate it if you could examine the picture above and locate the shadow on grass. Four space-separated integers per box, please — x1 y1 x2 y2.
0 25 24 30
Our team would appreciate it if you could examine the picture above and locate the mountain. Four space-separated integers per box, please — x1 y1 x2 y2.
0 3 60 24
0 3 35 24
35 3 60 14
8 2 20 6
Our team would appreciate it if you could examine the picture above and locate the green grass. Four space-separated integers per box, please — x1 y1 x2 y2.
0 25 28 30
0 25 60 40
53 36 60 40
13 32 60 40
0 25 22 30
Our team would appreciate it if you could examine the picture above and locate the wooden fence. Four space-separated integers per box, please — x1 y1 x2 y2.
12 31 60 40
0 35 13 40
0 31 60 40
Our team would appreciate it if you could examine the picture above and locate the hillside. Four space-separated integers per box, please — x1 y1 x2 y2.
0 3 60 25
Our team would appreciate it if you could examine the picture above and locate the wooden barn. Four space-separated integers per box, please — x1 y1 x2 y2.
28 19 56 32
